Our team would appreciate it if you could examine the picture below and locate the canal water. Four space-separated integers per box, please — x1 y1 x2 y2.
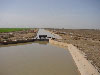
0 29 79 75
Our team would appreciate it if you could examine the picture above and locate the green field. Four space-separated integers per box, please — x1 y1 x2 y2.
0 28 29 32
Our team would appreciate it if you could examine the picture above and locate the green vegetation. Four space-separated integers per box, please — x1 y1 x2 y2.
0 28 30 32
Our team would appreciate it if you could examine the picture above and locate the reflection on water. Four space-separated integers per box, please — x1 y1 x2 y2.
34 41 49 45
0 41 49 48
0 29 79 75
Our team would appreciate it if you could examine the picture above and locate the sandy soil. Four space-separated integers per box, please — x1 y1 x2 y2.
47 28 100 73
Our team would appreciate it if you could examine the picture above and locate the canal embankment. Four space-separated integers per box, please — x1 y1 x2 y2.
46 28 100 75
49 39 100 75
0 29 39 45
46 29 100 73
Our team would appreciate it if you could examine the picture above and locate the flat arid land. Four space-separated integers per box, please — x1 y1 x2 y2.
0 28 38 44
46 28 100 73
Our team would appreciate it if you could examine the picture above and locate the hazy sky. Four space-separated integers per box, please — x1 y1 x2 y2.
0 0 100 28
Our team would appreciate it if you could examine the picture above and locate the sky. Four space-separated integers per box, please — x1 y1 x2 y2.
0 0 100 29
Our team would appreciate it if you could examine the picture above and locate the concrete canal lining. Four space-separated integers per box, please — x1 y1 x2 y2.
49 39 100 75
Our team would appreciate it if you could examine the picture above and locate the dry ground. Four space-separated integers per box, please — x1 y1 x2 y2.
0 29 38 43
47 28 100 72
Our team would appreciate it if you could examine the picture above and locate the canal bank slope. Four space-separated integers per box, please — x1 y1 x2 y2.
0 29 38 45
49 39 100 75
49 29 100 71
46 28 100 75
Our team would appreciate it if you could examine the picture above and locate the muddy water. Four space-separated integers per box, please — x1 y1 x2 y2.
0 29 79 75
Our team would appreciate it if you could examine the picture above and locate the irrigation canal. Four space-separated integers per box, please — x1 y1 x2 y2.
0 29 79 75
